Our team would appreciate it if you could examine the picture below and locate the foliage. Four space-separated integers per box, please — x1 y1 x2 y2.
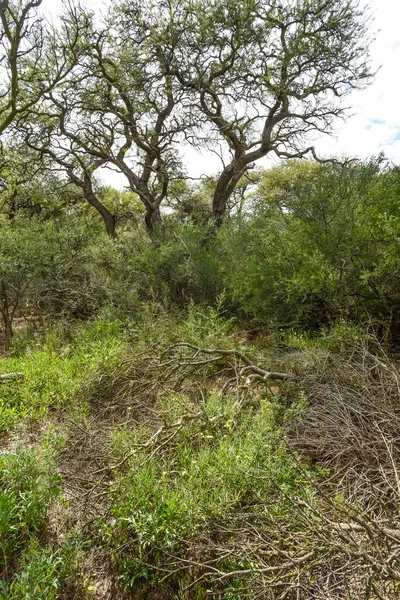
0 447 60 573
2 542 62 600
0 157 399 346
0 0 90 137
217 158 400 337
10 0 374 228
0 218 63 348
87 309 297 595
0 319 125 432
1 300 400 597
104 391 295 593
160 0 374 220
0 2 398 596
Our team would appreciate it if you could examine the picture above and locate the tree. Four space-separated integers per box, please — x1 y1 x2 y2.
0 218 61 350
24 110 119 238
8 0 374 231
0 145 43 219
164 0 374 223
0 142 93 222
0 0 89 137
27 1 190 234
8 3 119 238
89 1 192 231
216 157 400 334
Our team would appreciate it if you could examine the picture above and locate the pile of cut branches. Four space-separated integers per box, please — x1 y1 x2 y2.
59 339 400 599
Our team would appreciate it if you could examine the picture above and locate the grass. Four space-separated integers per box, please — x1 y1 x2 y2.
2 542 64 600
1 311 400 598
0 321 126 434
0 447 60 577
0 320 126 595
100 381 308 595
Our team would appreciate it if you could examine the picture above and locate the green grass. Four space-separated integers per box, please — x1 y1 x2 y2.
103 390 305 592
0 539 84 600
0 320 126 433
0 447 60 572
1 542 63 600
0 320 127 593
1 311 397 598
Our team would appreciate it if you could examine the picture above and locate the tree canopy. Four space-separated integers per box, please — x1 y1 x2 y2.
0 0 90 136
0 0 374 232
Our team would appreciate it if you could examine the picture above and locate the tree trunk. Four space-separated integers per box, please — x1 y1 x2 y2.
101 210 117 239
145 205 162 233
212 187 229 227
212 161 246 226
0 281 13 352
3 317 13 352
69 171 118 239
8 190 17 221
84 188 117 239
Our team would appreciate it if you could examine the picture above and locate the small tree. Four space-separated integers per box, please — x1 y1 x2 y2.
0 142 90 221
24 112 119 238
28 1 190 234
0 146 41 219
0 219 62 350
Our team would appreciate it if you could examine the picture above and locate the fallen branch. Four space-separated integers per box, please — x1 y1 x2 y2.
164 342 294 393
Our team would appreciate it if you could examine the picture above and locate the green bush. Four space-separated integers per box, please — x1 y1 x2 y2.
215 159 400 338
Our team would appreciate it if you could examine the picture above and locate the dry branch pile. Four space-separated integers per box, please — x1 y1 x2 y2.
285 343 400 499
58 340 400 599
59 343 292 519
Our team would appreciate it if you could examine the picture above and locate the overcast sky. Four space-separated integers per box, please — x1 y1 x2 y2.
45 0 400 186
316 0 400 164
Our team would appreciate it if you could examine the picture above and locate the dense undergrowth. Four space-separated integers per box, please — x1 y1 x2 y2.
1 308 400 599
1 159 400 348
1 159 400 598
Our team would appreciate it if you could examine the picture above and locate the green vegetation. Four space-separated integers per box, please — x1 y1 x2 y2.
1 154 400 598
0 448 59 565
0 1 399 598
2 306 400 598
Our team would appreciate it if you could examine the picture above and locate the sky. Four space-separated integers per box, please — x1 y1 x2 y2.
315 0 400 165
44 0 400 186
